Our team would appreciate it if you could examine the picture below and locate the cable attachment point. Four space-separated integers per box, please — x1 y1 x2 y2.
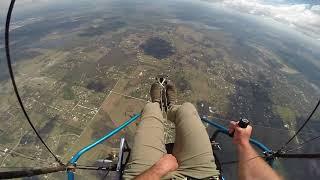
263 151 276 165
66 163 76 172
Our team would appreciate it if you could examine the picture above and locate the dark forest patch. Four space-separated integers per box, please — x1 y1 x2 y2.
20 133 36 145
38 116 59 138
86 81 106 93
227 79 282 128
20 116 59 145
140 37 175 59
175 74 192 92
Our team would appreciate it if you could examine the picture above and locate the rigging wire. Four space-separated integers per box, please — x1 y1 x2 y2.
5 0 63 165
0 148 52 165
277 99 320 153
285 135 320 153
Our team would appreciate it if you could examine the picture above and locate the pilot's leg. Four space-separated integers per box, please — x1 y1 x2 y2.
167 102 220 179
123 102 166 179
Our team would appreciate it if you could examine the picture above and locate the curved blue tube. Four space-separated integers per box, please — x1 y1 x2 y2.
69 113 141 164
201 118 272 153
67 113 141 180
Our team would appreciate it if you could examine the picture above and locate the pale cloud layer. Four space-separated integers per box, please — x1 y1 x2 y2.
211 0 320 39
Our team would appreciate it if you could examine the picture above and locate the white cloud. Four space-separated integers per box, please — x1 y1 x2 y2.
211 0 320 39
311 5 320 13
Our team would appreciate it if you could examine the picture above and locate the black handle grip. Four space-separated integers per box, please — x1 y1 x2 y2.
238 118 250 128
230 118 250 137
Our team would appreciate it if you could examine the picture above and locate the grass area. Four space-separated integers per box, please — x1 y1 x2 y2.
275 106 296 125
63 85 75 100
273 105 300 144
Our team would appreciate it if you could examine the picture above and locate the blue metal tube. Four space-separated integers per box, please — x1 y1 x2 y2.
202 118 272 153
67 171 74 180
202 118 229 134
69 113 141 164
249 138 272 153
67 113 141 180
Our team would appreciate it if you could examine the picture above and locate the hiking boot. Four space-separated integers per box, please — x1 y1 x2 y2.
150 82 162 103
166 81 177 107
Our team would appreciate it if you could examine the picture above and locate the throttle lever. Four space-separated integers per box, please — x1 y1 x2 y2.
229 118 250 137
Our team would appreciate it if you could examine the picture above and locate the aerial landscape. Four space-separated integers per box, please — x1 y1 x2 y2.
0 0 320 179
